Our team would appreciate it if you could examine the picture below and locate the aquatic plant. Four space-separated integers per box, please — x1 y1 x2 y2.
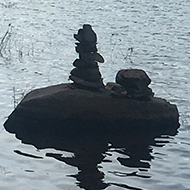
0 2 16 8
0 24 34 62
12 87 26 109
124 47 134 63
0 23 12 58
109 33 134 64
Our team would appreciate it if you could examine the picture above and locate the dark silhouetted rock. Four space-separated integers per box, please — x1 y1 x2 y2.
70 24 104 90
116 69 154 100
74 24 97 44
79 52 104 63
105 82 126 98
69 76 104 89
75 42 97 53
70 68 102 82
4 83 179 138
73 59 98 69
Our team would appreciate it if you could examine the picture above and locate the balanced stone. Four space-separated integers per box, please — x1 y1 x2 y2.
69 76 104 89
74 24 97 44
105 82 126 98
75 42 97 53
73 59 98 69
79 52 104 63
70 68 102 82
116 69 154 100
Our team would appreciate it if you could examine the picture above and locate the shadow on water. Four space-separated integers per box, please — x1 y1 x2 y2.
4 118 179 190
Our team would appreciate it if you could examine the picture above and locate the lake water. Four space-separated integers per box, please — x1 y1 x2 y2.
0 0 190 189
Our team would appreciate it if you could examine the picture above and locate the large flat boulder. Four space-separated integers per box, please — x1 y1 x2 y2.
4 83 179 137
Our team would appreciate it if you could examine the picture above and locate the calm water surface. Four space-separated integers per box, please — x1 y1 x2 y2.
0 0 190 189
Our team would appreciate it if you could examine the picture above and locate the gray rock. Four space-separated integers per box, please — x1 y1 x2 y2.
4 83 179 133
69 76 104 89
75 42 97 53
116 69 151 89
74 24 97 44
105 82 126 98
79 52 104 63
70 68 102 82
73 59 98 69
116 69 154 100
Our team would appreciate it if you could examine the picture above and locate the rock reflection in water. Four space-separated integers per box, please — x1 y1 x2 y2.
6 120 178 190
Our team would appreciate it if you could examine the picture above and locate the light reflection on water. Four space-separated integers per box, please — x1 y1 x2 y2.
0 0 190 189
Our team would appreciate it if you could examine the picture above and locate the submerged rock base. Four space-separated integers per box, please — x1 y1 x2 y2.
4 83 179 141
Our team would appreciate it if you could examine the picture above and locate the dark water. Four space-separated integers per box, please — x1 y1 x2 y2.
0 0 190 189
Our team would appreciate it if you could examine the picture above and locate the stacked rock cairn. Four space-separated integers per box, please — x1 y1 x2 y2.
69 24 105 90
69 25 154 100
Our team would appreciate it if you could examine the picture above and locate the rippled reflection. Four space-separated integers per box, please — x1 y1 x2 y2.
5 118 179 190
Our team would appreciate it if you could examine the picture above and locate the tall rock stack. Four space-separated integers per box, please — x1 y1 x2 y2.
69 24 105 90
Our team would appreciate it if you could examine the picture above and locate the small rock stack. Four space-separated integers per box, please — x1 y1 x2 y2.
116 69 154 100
69 24 105 90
